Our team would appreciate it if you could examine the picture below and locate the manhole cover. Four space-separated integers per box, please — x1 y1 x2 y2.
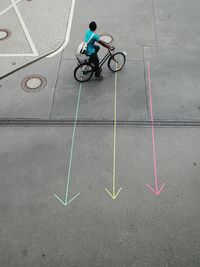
0 29 11 41
21 74 47 93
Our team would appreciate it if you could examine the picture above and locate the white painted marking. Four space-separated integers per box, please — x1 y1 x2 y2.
0 0 38 57
0 54 37 57
0 0 74 58
0 0 23 17
11 0 38 56
0 5 12 16
47 0 76 58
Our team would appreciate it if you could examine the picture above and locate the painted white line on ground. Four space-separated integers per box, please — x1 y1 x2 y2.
0 4 13 16
1 0 73 58
0 54 37 57
11 0 38 56
0 0 73 58
47 0 75 58
0 0 38 57
0 0 22 16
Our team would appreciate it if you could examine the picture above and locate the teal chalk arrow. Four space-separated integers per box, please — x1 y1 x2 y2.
55 83 82 206
55 193 80 206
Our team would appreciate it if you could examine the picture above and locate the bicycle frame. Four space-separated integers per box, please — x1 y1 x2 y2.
76 49 113 68
99 50 113 68
74 49 126 82
81 50 113 74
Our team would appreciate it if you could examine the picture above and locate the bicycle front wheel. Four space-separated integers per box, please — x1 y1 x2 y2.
108 52 126 72
74 62 94 82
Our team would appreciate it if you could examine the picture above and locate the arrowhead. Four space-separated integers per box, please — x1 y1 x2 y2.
55 193 80 206
147 183 165 196
105 187 122 199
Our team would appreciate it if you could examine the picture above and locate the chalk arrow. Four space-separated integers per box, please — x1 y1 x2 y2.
147 183 165 196
105 187 122 200
55 83 82 206
55 193 80 206
105 64 122 200
146 61 165 196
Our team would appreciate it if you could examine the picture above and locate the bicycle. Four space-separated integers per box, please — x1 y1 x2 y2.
74 48 126 82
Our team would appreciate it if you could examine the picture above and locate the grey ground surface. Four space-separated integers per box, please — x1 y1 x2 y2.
0 0 72 78
0 0 200 266
0 127 200 267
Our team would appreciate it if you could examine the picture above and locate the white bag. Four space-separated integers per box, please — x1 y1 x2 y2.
77 42 87 54
77 33 94 54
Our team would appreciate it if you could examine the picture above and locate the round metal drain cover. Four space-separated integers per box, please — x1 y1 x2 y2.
0 29 11 41
21 74 47 93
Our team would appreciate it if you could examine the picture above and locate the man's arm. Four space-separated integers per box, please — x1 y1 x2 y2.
98 40 114 50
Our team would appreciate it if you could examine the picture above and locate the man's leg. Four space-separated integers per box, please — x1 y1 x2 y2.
89 53 100 77
94 45 100 53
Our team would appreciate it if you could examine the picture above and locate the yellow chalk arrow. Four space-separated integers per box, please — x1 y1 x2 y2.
105 64 122 200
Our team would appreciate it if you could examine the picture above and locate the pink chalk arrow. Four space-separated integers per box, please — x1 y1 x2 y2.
147 182 165 196
146 61 165 196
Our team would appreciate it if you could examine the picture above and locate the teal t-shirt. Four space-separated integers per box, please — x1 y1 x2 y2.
84 29 100 55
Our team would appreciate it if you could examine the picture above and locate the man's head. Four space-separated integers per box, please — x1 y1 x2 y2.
89 21 97 32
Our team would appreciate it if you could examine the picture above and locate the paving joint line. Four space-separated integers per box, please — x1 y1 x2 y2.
0 119 200 127
142 54 150 120
152 0 159 47
49 51 64 119
61 58 144 62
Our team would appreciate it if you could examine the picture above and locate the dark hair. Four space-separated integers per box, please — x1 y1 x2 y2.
89 21 97 31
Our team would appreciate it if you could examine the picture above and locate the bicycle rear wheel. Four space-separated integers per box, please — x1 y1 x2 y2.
108 52 126 72
74 62 94 82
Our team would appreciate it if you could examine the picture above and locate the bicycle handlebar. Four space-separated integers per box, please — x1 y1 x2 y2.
108 46 115 51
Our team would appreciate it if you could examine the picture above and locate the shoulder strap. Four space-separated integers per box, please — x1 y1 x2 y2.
87 33 95 44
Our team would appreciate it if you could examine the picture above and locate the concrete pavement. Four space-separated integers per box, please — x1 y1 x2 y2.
0 0 72 78
1 0 200 266
0 0 200 122
0 126 200 266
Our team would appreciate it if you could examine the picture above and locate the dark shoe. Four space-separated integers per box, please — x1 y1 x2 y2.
95 74 103 81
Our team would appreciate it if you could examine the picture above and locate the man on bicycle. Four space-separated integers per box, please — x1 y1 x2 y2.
85 21 114 80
